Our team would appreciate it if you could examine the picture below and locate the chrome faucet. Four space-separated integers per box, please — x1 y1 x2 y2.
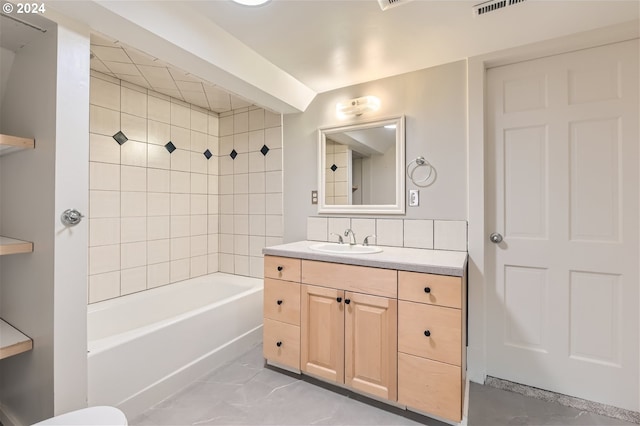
329 232 344 244
362 235 376 246
344 229 357 246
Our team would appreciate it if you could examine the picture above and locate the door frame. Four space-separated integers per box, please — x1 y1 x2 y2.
465 20 639 384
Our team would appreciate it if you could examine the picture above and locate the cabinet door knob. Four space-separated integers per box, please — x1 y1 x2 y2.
277 266 283 272
276 341 282 347
344 299 351 305
276 299 283 305
336 297 342 303
424 287 431 293
424 330 431 337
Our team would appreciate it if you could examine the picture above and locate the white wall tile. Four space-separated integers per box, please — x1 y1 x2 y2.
121 166 146 192
248 172 265 194
90 244 120 275
121 140 147 167
90 77 120 110
147 262 170 288
219 155 234 175
190 235 208 257
248 130 264 152
170 149 190 172
170 259 190 283
121 113 147 142
90 190 120 218
265 193 283 215
307 217 328 241
89 271 120 303
265 148 282 172
219 233 234 254
90 218 120 247
147 169 170 193
147 216 170 240
233 173 249 194
170 126 190 150
190 152 208 174
234 152 249 174
219 175 233 195
265 111 281 129
121 242 146 269
219 195 234 214
191 110 208 133
249 256 264 279
121 217 147 243
191 173 207 194
220 215 233 234
148 144 170 169
249 215 266 236
148 120 170 145
170 237 190 260
234 215 249 235
219 253 234 273
208 114 219 136
208 175 219 195
234 255 249 277
191 131 208 153
248 194 266 215
90 162 120 191
207 233 219 255
249 235 265 257
265 237 283 247
248 151 265 173
265 126 282 148
208 135 219 158
265 171 282 193
190 255 208 278
121 86 147 118
191 215 207 236
190 194 208 215
208 196 219 214
90 133 120 164
328 217 351 242
148 96 170 124
121 191 147 217
404 220 434 249
208 215 219 234
208 253 219 274
90 105 120 136
170 193 190 216
234 112 249 134
350 219 376 245
234 194 249 215
171 102 190 128
220 135 234 158
121 266 147 295
147 239 170 264
434 220 467 251
234 132 249 153
219 115 233 137
170 171 190 193
248 109 265 132
170 215 191 238
376 219 404 247
265 215 283 237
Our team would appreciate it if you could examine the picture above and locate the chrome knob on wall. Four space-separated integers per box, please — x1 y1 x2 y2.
61 209 84 226
490 232 503 244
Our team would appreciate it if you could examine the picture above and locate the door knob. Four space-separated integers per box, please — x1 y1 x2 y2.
61 209 84 226
490 232 503 244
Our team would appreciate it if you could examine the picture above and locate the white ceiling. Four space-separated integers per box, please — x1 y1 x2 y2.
189 0 639 93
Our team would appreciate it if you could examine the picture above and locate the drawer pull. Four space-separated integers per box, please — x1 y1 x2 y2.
336 297 342 303
276 341 282 347
276 299 283 305
424 287 431 293
345 299 351 305
424 330 431 337
277 266 284 272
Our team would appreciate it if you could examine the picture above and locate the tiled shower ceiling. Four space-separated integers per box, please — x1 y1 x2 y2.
90 33 253 114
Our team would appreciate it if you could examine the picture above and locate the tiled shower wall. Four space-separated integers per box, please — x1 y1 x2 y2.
88 70 283 303
217 108 283 278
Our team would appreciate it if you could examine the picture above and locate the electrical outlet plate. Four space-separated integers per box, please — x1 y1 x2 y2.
409 189 419 207
311 190 318 205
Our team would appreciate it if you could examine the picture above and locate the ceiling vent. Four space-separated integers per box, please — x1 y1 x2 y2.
474 0 526 16
377 0 415 11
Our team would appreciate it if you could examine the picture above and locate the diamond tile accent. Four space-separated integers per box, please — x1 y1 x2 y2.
164 141 176 153
260 145 270 156
113 131 128 145
230 149 238 160
203 149 212 160
330 164 338 172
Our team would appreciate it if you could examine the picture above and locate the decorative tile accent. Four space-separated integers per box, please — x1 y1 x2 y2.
164 141 176 153
203 149 212 160
260 145 270 156
330 164 338 172
230 149 238 160
113 130 128 145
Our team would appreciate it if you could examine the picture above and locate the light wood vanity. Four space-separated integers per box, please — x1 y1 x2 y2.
262 241 467 423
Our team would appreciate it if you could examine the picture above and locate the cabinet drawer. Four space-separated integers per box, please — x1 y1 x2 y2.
264 279 300 326
263 319 300 370
398 301 462 366
302 260 397 298
398 271 461 309
264 256 301 282
398 352 462 422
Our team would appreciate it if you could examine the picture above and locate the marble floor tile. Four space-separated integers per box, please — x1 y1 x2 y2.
131 345 637 426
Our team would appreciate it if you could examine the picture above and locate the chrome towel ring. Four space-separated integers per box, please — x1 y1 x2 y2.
406 156 435 187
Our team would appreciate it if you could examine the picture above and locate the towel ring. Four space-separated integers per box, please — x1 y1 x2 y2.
406 156 434 186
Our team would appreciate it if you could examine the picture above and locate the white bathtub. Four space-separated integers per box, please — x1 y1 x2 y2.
87 273 263 419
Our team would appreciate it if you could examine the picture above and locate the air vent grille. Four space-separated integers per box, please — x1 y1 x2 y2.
377 0 415 11
474 0 526 16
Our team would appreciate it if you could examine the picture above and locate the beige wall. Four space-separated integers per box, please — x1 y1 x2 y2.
283 60 467 242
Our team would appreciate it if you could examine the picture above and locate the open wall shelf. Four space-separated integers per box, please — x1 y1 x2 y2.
0 319 33 360
0 236 33 255
0 133 35 156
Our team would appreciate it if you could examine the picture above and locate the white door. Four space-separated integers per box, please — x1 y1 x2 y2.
486 40 639 411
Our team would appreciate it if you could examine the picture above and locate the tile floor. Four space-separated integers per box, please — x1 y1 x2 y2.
131 345 635 426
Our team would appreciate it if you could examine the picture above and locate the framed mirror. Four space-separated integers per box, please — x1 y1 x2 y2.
318 116 405 214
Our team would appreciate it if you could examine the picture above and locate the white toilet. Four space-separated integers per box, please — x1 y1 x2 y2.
32 406 127 425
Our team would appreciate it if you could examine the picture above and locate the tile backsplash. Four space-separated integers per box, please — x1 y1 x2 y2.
88 70 282 303
307 217 467 252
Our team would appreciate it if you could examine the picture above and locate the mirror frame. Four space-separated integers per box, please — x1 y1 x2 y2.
317 115 405 215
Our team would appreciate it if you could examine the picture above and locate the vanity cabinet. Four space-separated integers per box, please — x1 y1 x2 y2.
263 254 466 423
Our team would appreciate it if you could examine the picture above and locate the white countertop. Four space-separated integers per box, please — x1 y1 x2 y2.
263 240 467 277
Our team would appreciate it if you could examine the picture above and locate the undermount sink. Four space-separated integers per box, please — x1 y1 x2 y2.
309 243 383 255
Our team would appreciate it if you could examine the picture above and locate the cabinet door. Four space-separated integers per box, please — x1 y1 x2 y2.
344 292 398 401
301 284 344 384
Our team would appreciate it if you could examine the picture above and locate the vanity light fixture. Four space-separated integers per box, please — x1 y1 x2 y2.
384 124 397 129
336 96 381 118
231 0 270 5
